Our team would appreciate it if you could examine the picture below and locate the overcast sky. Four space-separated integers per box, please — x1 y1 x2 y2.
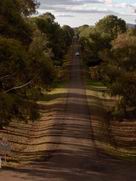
38 0 136 27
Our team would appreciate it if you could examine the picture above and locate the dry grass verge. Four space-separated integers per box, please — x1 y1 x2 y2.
0 86 67 167
86 80 136 160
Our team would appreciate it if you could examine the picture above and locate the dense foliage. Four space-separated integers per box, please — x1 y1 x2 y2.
35 13 74 65
101 34 136 113
78 15 127 66
95 15 126 39
0 0 74 128
78 15 136 115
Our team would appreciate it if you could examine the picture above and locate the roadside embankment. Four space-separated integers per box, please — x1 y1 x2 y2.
0 46 73 167
86 80 136 159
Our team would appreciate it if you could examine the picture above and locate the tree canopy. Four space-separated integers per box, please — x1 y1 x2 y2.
95 15 127 39
35 13 74 65
0 1 74 128
101 34 136 111
0 0 33 44
78 15 136 115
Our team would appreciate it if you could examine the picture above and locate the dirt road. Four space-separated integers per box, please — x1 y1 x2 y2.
0 45 136 181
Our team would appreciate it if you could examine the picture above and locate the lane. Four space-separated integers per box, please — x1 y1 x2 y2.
0 44 136 181
21 44 136 180
25 44 103 180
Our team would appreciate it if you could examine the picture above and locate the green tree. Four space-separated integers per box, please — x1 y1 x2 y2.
35 13 74 65
101 34 136 114
28 29 56 88
62 25 74 47
79 26 111 66
0 0 40 128
0 2 73 128
0 37 39 127
95 15 127 39
17 0 39 16
0 0 34 44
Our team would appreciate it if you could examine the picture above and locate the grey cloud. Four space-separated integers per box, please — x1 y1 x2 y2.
39 5 114 15
38 0 115 18
39 0 104 6
57 14 75 17
37 0 136 26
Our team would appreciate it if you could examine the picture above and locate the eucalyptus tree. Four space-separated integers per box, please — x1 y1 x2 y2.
0 1 55 128
95 15 127 39
0 1 74 128
35 13 74 65
100 34 136 114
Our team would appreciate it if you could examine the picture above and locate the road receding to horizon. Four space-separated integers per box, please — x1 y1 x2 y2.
0 44 136 181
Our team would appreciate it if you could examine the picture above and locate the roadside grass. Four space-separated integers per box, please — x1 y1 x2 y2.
87 79 105 88
86 79 113 106
96 142 136 161
37 87 67 107
86 79 108 95
0 63 69 168
38 81 67 103
86 79 136 160
53 80 66 88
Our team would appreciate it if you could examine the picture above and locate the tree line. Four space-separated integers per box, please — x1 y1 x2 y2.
0 0 74 128
78 15 136 117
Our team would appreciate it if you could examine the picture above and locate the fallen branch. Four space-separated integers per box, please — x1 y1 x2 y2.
5 79 33 93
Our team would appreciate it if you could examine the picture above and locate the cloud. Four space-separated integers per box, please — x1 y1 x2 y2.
37 0 136 26
38 0 114 14
39 0 104 6
57 14 75 17
104 0 112 4
39 5 114 14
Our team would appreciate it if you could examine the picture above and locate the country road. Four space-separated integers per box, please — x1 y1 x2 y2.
0 44 136 181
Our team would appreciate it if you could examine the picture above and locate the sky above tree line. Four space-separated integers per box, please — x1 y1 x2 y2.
38 0 136 27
